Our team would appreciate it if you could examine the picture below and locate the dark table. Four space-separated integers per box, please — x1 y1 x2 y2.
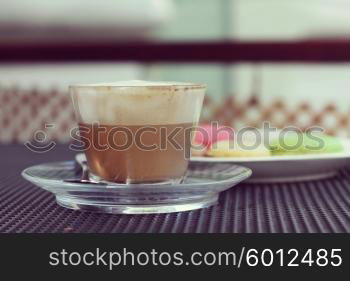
1 144 349 233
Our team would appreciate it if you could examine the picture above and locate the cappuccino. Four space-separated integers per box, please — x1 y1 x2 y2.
70 80 206 183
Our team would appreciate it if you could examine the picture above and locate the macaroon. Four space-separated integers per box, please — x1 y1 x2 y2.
207 139 271 157
269 133 343 156
192 124 234 156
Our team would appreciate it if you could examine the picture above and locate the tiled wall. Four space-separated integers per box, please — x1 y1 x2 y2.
1 0 350 141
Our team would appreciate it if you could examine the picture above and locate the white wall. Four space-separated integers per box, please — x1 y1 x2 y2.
232 0 350 40
0 64 143 91
231 0 350 110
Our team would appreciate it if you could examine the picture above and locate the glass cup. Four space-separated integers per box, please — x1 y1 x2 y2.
70 81 206 184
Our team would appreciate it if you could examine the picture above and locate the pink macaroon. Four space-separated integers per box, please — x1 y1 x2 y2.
194 124 234 148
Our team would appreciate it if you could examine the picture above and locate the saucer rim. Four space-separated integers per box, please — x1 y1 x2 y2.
22 160 252 191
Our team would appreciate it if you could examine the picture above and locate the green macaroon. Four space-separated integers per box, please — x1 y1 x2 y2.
269 133 343 156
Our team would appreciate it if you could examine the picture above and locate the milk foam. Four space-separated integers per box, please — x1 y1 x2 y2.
70 81 206 125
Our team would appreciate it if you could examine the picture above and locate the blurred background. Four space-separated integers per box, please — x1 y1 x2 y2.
1 0 350 143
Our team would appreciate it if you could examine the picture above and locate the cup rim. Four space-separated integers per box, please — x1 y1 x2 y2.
69 81 207 91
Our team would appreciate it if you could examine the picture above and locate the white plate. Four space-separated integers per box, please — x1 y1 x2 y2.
191 138 350 183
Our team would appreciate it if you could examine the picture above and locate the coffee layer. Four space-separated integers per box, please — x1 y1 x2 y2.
79 122 192 183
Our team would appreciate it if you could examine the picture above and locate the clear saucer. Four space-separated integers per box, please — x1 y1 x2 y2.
22 161 251 214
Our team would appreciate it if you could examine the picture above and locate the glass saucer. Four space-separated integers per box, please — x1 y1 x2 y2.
22 161 251 214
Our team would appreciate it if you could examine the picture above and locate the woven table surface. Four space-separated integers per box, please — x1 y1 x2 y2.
1 144 349 233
